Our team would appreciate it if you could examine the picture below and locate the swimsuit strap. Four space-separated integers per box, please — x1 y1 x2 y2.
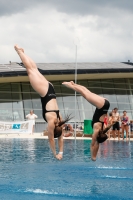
45 110 60 121
40 83 60 122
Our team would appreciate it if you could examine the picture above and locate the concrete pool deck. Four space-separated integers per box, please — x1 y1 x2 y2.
0 133 132 141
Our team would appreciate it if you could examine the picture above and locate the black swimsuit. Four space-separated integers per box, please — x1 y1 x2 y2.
92 99 110 129
40 83 60 122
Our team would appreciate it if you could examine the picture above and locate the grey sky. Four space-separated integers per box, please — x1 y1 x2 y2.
0 0 133 63
1 0 133 16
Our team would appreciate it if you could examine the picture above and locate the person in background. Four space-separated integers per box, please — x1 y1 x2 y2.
121 111 129 140
26 110 38 135
104 114 108 128
112 108 120 140
63 124 73 137
130 120 133 137
108 112 114 140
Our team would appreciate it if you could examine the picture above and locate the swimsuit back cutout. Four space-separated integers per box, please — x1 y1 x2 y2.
40 83 60 122
92 99 110 129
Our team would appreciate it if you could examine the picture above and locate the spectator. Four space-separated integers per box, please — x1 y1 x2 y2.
26 110 38 135
63 124 73 137
130 120 133 131
104 114 108 128
107 112 113 140
121 111 129 140
112 108 120 140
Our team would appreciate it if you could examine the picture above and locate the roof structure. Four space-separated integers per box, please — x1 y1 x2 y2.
0 62 132 77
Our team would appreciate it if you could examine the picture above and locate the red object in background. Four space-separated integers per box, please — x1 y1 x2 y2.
104 116 108 125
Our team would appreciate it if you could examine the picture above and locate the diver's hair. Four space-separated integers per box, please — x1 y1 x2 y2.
54 114 73 138
97 121 116 143
58 114 73 127
102 121 116 134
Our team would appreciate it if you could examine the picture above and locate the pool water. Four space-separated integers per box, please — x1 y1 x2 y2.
0 139 133 200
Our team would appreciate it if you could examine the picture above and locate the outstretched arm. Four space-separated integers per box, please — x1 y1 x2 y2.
56 134 63 160
47 120 63 160
91 126 99 161
47 122 56 157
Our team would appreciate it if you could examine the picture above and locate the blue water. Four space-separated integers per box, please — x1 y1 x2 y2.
0 139 133 200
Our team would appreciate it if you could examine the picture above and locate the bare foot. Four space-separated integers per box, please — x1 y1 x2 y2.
14 44 24 53
62 81 75 89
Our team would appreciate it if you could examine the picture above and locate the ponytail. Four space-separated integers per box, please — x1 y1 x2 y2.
97 121 116 143
54 114 73 138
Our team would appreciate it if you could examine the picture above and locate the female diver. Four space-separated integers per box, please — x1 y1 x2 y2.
14 45 70 160
62 81 116 161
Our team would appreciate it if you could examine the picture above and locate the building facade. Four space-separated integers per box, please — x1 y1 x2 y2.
0 62 133 131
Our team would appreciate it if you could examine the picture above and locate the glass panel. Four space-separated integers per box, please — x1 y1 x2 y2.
117 103 131 111
84 111 93 120
101 79 114 88
21 83 30 92
56 100 64 110
77 96 93 110
61 85 74 95
62 95 75 102
109 103 118 111
12 109 24 121
0 93 12 102
88 81 102 88
32 99 42 110
54 85 61 94
56 97 63 102
102 88 117 102
114 89 130 103
89 88 103 95
22 93 32 109
11 83 20 92
113 79 128 88
0 108 13 121
0 83 11 91
0 100 12 110
63 101 76 111
78 80 88 87
12 94 23 109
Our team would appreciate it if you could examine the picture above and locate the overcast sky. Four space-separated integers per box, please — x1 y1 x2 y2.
0 0 133 64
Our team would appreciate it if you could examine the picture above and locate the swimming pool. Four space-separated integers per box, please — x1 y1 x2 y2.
0 139 133 200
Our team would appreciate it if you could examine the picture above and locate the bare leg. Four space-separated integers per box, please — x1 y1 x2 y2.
14 45 48 97
91 129 100 161
112 130 116 139
62 81 105 109
126 126 129 140
91 142 99 161
107 130 110 140
117 130 120 140
121 126 124 139
90 124 100 161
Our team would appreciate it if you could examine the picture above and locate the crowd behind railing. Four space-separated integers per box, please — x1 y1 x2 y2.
61 108 133 140
105 108 132 140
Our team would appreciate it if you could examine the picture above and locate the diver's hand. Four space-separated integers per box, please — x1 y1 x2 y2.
55 154 63 160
